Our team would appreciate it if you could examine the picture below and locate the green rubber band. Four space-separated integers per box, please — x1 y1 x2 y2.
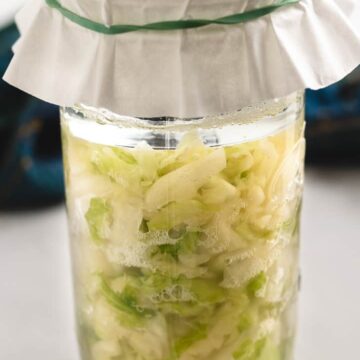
45 0 300 35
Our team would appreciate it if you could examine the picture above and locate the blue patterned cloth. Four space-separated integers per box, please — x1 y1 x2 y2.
0 24 64 209
306 68 360 164
307 69 360 122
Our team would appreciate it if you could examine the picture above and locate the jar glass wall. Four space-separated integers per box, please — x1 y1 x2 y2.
61 91 305 360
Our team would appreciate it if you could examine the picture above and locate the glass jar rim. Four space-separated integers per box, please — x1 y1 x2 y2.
65 91 303 132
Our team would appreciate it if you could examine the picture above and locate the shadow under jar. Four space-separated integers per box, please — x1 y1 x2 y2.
61 91 305 360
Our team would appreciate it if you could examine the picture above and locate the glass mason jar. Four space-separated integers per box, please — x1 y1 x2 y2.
61 91 305 360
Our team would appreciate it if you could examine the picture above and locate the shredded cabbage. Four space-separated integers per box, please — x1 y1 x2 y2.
62 114 304 360
85 198 112 245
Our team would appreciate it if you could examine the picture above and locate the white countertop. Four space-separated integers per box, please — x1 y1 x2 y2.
0 168 359 360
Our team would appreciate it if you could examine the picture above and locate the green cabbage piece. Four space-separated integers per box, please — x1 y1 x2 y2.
91 147 141 193
156 302 210 318
185 277 226 305
112 148 137 165
156 243 180 260
151 231 200 261
233 339 258 359
172 323 208 358
100 276 155 327
92 148 132 178
233 337 274 360
85 198 112 245
257 339 281 360
237 312 255 334
247 272 267 298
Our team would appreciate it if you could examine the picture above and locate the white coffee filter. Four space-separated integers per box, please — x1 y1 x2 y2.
3 0 360 118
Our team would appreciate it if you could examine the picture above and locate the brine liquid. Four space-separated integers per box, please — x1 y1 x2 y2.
61 96 304 360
